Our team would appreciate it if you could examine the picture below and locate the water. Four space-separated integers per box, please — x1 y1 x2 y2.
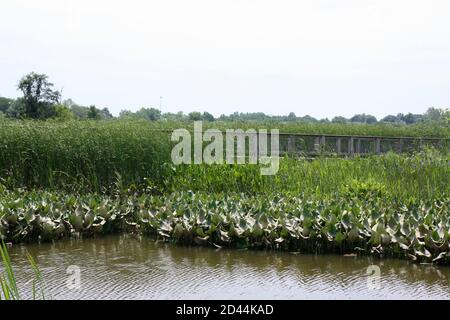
5 235 450 299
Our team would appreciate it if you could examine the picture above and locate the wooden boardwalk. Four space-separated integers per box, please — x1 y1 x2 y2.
276 132 450 156
159 128 449 156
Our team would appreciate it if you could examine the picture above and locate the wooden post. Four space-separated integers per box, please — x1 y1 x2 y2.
397 138 403 153
348 137 354 156
287 135 294 155
314 136 320 154
356 139 361 154
375 138 381 154
336 138 341 154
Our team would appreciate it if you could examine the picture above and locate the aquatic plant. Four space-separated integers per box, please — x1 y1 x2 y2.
0 241 46 300
0 120 448 265
0 190 448 264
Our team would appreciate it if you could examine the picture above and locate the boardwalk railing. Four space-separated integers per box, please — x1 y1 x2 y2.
277 133 449 156
165 128 449 156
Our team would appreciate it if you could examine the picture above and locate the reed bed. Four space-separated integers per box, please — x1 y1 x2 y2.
0 120 448 200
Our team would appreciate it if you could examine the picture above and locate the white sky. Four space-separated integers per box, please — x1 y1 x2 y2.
1 0 449 118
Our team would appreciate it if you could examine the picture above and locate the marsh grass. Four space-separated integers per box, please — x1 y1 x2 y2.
0 241 46 300
166 150 449 201
0 119 448 193
0 119 448 265
0 241 20 300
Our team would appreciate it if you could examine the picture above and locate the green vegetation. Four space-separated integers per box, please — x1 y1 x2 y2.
0 121 448 264
0 119 448 198
0 241 45 300
0 72 449 266
0 189 448 264
0 120 172 191
2 72 449 125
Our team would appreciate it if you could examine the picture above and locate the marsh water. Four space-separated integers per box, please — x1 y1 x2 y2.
5 235 450 299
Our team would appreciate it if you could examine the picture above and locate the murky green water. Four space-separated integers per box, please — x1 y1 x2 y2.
5 235 450 299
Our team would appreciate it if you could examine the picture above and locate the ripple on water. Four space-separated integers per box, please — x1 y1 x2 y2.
5 235 450 300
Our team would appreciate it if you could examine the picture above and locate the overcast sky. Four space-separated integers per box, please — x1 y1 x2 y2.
1 0 449 118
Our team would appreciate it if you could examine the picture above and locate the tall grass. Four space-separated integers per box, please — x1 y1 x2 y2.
166 151 450 201
0 241 20 300
201 120 450 138
0 241 46 300
0 119 448 194
0 119 172 192
0 119 448 264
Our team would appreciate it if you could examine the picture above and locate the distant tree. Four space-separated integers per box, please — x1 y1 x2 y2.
381 115 398 123
298 115 318 123
228 112 240 121
17 72 61 119
424 107 447 122
119 110 134 118
176 111 186 119
287 112 297 121
402 113 422 124
0 97 12 113
202 111 215 121
70 105 89 119
100 107 113 119
136 107 161 121
331 116 347 123
350 113 377 124
87 105 101 120
162 111 187 121
5 98 26 118
365 115 377 124
188 111 202 121
53 104 75 120
118 107 160 121
65 99 113 120
350 114 365 123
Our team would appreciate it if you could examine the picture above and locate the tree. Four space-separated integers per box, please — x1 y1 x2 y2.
402 113 421 124
350 113 377 124
188 111 202 121
53 104 75 120
17 72 61 119
298 115 318 123
87 105 101 120
5 98 26 118
202 111 215 121
365 115 378 124
381 115 398 123
287 112 297 121
162 111 186 121
70 105 90 119
119 110 134 118
332 116 347 123
100 107 113 119
0 97 12 113
424 107 446 122
136 107 161 121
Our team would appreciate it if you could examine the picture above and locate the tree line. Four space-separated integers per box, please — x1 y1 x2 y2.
1 72 449 125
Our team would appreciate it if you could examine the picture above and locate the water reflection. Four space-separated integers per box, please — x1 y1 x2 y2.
5 235 450 299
